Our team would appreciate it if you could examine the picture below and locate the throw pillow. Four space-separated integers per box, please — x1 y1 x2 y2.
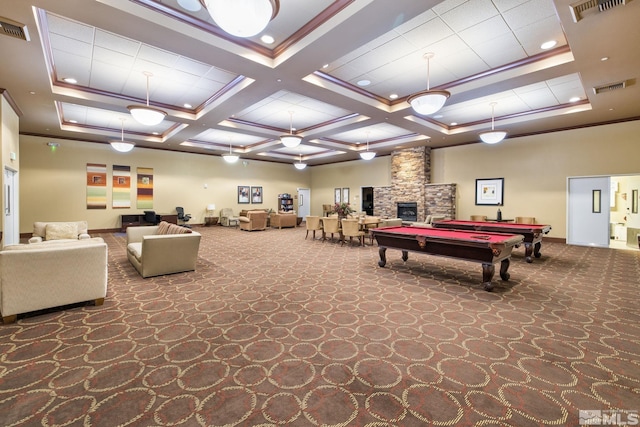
167 224 192 234
156 221 171 235
45 222 78 240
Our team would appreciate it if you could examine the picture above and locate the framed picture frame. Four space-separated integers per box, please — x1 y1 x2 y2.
251 186 263 204
475 178 504 206
342 187 349 204
632 189 638 214
238 185 250 204
334 188 341 203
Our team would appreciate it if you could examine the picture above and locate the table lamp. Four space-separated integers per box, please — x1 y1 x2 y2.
206 204 216 216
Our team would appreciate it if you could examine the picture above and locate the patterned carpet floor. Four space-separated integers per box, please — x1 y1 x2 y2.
1 224 639 426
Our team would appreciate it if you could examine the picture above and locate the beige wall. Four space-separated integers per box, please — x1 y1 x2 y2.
310 156 392 215
19 135 310 233
432 120 640 238
18 120 640 237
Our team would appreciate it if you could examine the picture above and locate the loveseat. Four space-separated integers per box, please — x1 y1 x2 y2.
0 238 108 323
29 221 91 243
271 212 297 229
126 222 201 278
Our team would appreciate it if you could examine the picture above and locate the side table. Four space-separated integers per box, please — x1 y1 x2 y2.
205 217 219 226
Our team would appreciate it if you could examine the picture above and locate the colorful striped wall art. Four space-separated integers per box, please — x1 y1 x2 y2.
86 163 107 209
112 165 131 208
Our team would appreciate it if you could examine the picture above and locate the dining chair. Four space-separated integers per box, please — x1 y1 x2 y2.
470 215 488 221
341 218 366 247
515 216 536 224
360 216 380 245
305 216 323 239
321 216 341 242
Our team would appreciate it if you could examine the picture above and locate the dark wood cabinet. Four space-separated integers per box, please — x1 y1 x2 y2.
278 196 294 213
120 213 177 232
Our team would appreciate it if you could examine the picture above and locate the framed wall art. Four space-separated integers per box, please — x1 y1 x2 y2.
342 187 349 204
238 186 250 204
251 186 263 204
475 178 504 206
334 188 341 203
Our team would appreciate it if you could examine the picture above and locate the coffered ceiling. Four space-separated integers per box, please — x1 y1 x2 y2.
1 0 638 166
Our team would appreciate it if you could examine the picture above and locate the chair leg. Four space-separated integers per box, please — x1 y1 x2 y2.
305 230 309 239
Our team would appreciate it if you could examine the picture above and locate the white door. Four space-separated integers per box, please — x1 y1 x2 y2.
297 188 310 220
567 176 610 247
4 168 19 246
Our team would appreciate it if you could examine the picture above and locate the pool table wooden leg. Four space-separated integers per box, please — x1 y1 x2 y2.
524 243 533 263
401 250 408 262
499 258 511 281
481 263 495 291
533 242 542 259
378 247 387 267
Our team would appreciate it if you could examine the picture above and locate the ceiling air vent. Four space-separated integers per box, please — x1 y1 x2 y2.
593 80 627 94
0 16 30 41
570 0 627 22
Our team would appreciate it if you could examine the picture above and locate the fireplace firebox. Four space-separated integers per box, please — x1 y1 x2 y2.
397 202 417 222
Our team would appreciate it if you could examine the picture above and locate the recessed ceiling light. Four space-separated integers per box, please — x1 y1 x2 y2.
69 119 78 123
63 77 77 84
540 40 557 50
569 96 580 102
357 79 371 86
601 56 609 61
389 94 398 99
184 103 192 108
322 64 329 69
261 35 274 44
450 122 457 126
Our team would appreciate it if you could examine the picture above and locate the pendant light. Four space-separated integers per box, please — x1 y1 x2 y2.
127 72 166 126
109 118 134 153
479 102 507 144
200 0 279 38
280 111 302 148
359 132 376 160
294 153 307 170
407 53 450 115
223 143 239 163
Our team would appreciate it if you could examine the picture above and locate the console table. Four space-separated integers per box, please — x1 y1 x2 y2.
120 214 178 232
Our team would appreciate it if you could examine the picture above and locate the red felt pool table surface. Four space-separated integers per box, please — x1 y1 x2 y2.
370 226 524 291
431 220 552 263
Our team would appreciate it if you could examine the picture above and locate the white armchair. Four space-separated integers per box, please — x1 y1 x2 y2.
29 221 91 244
219 208 239 227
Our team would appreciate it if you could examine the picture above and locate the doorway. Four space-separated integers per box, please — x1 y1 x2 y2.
297 188 310 221
362 187 373 215
3 167 19 246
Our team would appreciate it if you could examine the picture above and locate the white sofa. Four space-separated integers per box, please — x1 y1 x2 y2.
0 238 108 323
126 224 201 278
29 221 91 244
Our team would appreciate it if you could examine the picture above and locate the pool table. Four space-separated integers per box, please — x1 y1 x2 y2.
371 226 524 291
431 220 552 263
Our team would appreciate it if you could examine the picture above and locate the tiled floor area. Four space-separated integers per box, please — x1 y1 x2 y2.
610 238 640 251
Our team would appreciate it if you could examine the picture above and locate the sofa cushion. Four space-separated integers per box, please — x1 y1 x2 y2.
127 242 143 262
45 222 78 240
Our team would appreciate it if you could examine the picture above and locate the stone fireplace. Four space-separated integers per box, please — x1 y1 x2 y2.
397 202 418 222
373 147 456 221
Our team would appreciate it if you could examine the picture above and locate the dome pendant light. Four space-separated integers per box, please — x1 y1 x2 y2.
201 0 279 38
359 132 376 160
407 53 450 116
479 102 507 144
280 111 302 148
127 71 166 126
294 153 307 170
109 118 134 153
223 143 239 163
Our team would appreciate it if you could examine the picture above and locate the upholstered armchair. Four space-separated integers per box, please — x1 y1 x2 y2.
29 221 91 244
321 216 341 242
271 212 297 229
219 208 239 227
239 211 268 231
305 216 323 239
341 218 365 246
